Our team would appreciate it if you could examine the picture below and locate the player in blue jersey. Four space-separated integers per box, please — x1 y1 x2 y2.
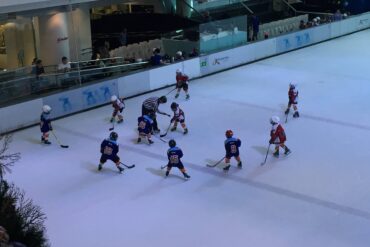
223 130 242 171
137 115 154 144
98 132 124 173
165 139 190 179
40 105 52 144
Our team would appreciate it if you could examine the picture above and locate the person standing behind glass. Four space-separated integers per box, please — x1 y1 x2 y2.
35 59 45 79
58 56 71 73
119 28 127 46
252 14 260 41
150 48 164 66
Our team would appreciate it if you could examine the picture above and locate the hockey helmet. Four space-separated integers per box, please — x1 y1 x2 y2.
171 102 178 111
289 83 296 89
159 96 167 104
270 116 280 125
110 131 118 141
169 139 176 148
176 69 182 74
42 105 51 113
111 95 118 102
225 130 233 138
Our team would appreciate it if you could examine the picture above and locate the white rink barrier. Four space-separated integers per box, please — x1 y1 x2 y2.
0 99 43 133
1 12 370 134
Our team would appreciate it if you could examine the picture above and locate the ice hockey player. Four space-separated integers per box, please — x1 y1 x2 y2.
175 69 190 100
137 114 154 144
285 83 299 118
223 130 242 171
98 132 124 173
142 96 170 133
110 95 125 123
40 105 52 145
269 116 291 157
165 139 190 179
170 102 188 134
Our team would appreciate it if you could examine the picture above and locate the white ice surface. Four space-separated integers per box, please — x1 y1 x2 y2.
7 29 370 247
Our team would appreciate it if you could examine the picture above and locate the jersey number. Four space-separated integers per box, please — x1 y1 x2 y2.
170 155 179 164
139 121 146 129
230 145 237 154
104 146 113 155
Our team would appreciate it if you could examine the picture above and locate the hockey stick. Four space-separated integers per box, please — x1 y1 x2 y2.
152 134 167 143
120 162 135 169
260 144 271 166
166 87 177 96
51 131 69 148
161 164 168 169
109 119 115 131
285 111 289 123
206 156 225 167
284 106 290 123
160 123 172 138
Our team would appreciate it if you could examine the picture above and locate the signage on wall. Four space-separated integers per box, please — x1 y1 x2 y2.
57 37 68 43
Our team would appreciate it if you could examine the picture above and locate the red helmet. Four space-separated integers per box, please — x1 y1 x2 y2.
225 130 233 138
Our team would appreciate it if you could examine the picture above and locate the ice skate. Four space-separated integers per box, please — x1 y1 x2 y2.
237 161 242 168
223 165 231 171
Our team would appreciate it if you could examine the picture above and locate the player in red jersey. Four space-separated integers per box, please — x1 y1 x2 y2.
175 69 190 99
269 116 291 157
285 83 299 118
110 95 125 123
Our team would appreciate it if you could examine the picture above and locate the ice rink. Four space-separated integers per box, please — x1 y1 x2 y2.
7 29 370 247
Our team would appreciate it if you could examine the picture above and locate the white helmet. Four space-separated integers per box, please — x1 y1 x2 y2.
270 116 280 125
111 95 118 102
176 69 182 74
176 51 182 56
42 105 51 113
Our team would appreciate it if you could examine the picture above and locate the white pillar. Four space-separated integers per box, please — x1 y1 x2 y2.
38 13 70 66
68 5 92 61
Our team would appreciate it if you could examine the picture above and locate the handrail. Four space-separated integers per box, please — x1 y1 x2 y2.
69 56 125 65
239 1 254 15
281 0 334 17
295 10 334 17
0 61 149 86
281 0 297 15
180 0 207 21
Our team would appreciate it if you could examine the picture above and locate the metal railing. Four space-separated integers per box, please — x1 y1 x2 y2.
0 58 149 106
281 0 334 22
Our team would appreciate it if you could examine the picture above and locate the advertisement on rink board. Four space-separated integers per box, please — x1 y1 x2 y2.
43 79 119 118
276 29 313 54
200 53 231 75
